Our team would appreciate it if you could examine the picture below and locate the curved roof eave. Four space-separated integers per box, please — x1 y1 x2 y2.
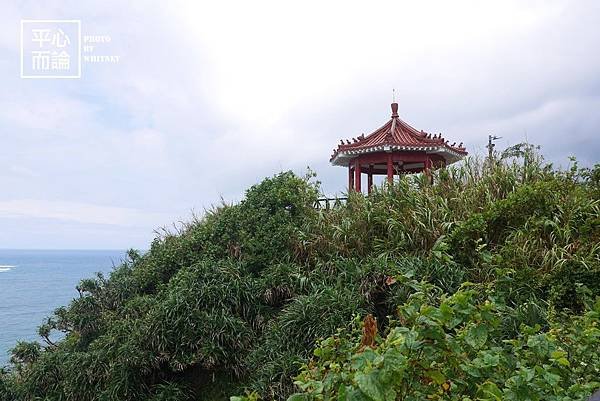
330 145 467 166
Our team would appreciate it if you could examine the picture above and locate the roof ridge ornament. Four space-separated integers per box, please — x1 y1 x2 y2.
391 102 399 118
385 120 395 142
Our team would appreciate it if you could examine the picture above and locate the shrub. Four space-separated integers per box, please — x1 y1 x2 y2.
287 282 600 401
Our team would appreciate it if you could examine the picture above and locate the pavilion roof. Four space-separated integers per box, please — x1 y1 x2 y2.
330 103 467 166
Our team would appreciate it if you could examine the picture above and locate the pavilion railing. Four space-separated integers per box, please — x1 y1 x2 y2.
313 197 348 210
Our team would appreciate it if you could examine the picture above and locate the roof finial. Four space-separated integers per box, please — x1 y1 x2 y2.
391 89 399 118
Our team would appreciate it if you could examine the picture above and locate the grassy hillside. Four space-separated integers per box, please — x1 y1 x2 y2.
1 147 599 401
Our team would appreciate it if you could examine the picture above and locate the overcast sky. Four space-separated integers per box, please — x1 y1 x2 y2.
1 1 599 249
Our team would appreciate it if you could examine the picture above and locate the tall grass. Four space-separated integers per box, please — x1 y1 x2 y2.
1 148 599 401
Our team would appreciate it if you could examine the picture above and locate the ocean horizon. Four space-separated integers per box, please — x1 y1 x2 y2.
0 249 128 366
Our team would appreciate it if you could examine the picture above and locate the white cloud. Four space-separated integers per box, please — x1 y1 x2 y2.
0 94 98 135
0 199 172 228
0 0 599 248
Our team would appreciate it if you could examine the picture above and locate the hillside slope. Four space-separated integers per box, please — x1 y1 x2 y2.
1 149 599 401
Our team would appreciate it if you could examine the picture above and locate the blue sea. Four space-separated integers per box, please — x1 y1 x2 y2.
0 249 127 366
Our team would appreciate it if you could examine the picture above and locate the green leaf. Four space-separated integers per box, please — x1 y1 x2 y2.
466 324 488 349
543 371 561 386
352 349 377 370
380 348 406 382
338 384 347 401
347 387 370 401
550 350 570 366
288 393 308 401
383 387 396 401
426 370 446 385
355 372 383 401
476 381 502 400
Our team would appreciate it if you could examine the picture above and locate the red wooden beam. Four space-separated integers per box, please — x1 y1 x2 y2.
386 153 393 183
354 159 361 192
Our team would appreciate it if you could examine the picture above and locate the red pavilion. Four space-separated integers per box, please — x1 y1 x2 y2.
330 103 467 193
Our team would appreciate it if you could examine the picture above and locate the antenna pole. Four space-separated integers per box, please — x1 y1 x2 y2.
487 134 502 163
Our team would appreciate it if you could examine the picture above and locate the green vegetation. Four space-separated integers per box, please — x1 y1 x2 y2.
1 146 599 401
286 282 600 401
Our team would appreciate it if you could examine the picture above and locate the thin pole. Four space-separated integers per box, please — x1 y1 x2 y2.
487 134 502 163
487 135 494 161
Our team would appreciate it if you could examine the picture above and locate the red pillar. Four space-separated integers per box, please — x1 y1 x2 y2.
354 159 361 192
386 153 393 183
368 165 373 194
348 164 353 191
425 157 431 171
